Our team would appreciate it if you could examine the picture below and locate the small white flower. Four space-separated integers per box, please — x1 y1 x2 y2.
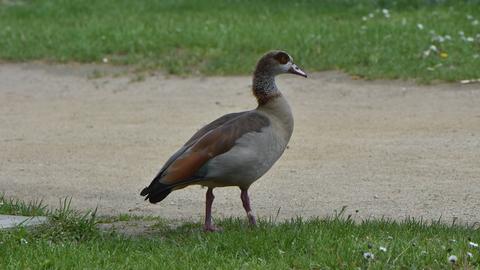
423 50 431 57
432 36 445 43
473 20 479 26
429 45 438 52
459 31 465 36
448 255 458 264
369 13 374 18
466 37 474 42
379 246 387 252
467 252 473 259
20 238 28 245
362 16 367 21
417 23 424 30
467 15 474 20
474 54 480 59
102 57 109 63
444 35 452 40
363 252 375 260
468 241 479 248
382 9 390 18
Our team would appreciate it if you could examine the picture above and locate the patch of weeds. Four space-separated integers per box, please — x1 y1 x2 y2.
129 73 146 83
0 194 47 216
32 198 99 243
97 213 160 223
87 69 105 79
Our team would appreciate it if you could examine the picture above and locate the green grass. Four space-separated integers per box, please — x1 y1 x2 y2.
0 194 47 216
1 199 480 269
0 0 479 82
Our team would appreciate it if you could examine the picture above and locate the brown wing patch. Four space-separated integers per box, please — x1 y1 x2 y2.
183 112 245 147
273 51 290 64
161 112 270 185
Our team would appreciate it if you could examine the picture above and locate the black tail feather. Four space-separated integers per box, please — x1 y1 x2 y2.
140 177 204 204
140 182 172 204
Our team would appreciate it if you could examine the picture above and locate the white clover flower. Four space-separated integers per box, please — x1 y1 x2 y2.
467 15 474 20
379 246 387 252
429 45 438 52
448 255 458 264
459 31 465 36
473 20 479 26
417 23 424 30
362 16 367 21
102 58 109 63
20 238 28 245
466 37 474 42
468 241 479 248
369 13 374 18
382 9 390 18
432 36 445 43
444 35 452 40
363 252 375 260
467 252 473 259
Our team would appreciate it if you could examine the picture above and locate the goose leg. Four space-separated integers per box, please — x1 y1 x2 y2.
204 187 221 232
240 189 257 226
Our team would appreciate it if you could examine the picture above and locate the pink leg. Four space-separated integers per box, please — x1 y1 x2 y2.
204 188 222 232
241 189 257 226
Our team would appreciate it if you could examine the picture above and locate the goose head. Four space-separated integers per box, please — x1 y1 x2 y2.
254 50 307 78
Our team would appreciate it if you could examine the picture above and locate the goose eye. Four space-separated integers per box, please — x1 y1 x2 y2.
274 52 290 65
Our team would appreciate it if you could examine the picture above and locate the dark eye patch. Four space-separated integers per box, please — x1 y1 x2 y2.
273 52 290 64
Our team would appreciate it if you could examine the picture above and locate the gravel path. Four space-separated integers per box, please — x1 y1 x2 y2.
1 63 479 224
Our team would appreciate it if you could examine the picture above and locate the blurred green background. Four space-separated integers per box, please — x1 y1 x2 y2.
1 0 479 81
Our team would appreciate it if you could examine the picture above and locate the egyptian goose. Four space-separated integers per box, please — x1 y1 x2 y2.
140 50 307 231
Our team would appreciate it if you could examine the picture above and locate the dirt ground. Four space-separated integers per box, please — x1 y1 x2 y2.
1 63 479 224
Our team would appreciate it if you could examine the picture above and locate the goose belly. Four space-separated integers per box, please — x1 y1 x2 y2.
204 127 288 188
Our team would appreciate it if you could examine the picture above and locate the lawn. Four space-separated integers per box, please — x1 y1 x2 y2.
0 0 479 82
1 197 480 269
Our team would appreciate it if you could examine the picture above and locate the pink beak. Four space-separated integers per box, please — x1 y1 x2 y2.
288 63 307 78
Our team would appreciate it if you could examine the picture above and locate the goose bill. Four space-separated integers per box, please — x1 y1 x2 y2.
288 64 307 78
